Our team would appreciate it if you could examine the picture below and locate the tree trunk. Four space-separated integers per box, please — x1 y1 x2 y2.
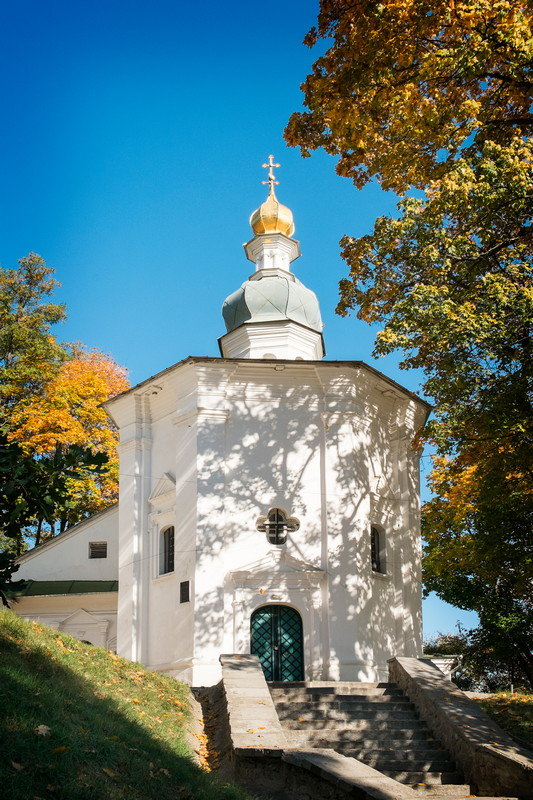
34 519 42 547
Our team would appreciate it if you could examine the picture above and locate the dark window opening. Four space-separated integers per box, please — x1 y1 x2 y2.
159 526 175 575
180 580 190 603
371 526 385 573
256 508 300 546
89 541 107 559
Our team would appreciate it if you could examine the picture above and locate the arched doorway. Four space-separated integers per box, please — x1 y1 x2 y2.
250 605 304 681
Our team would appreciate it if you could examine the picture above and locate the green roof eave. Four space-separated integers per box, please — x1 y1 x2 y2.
6 580 119 598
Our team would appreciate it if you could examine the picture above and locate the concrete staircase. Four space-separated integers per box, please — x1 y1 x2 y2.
269 681 472 795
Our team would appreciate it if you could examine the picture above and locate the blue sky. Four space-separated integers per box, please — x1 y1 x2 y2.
0 0 477 638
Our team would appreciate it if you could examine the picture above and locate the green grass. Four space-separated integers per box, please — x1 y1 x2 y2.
474 691 533 747
0 609 251 800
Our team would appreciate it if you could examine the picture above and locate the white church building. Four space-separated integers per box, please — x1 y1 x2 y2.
14 159 430 686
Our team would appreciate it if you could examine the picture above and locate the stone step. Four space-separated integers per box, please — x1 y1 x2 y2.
272 692 408 708
329 693 409 703
285 729 436 745
351 758 457 772
381 771 464 785
286 735 442 752
270 691 410 705
339 748 451 761
277 707 418 722
269 681 397 689
269 683 402 697
281 716 428 730
409 784 472 795
274 699 415 713
273 694 414 711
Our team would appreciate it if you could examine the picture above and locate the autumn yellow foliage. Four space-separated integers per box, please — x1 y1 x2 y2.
286 0 532 192
9 350 129 523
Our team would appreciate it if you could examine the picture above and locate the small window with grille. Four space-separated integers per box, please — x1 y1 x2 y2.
256 508 300 546
89 541 107 559
159 526 175 575
180 580 190 603
371 525 386 574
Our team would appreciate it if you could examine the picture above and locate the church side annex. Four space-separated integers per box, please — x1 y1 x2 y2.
15 158 430 686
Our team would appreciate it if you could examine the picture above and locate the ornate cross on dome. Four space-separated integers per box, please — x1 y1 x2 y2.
262 154 280 193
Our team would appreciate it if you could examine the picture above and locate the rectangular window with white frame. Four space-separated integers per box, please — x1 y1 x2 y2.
180 580 190 603
89 541 107 559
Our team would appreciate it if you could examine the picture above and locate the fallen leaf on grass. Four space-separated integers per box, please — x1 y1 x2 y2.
11 762 23 771
102 767 118 779
52 746 69 754
35 724 51 736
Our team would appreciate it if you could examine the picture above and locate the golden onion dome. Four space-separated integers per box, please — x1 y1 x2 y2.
249 187 295 237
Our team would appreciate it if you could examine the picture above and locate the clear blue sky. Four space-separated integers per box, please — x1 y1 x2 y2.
0 0 477 639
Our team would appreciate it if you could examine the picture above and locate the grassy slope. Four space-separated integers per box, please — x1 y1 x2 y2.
0 609 250 800
474 692 533 747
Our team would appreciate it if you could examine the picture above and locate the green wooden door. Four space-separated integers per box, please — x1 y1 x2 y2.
250 605 304 681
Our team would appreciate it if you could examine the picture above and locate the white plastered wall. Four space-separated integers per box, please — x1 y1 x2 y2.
189 360 426 685
12 507 119 649
15 505 118 582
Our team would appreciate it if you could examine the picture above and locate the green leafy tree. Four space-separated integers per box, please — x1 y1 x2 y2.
286 0 532 192
424 627 532 691
0 434 108 552
0 434 108 605
286 0 533 653
0 252 68 422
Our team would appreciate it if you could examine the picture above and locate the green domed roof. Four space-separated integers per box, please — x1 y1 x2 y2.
222 274 323 334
